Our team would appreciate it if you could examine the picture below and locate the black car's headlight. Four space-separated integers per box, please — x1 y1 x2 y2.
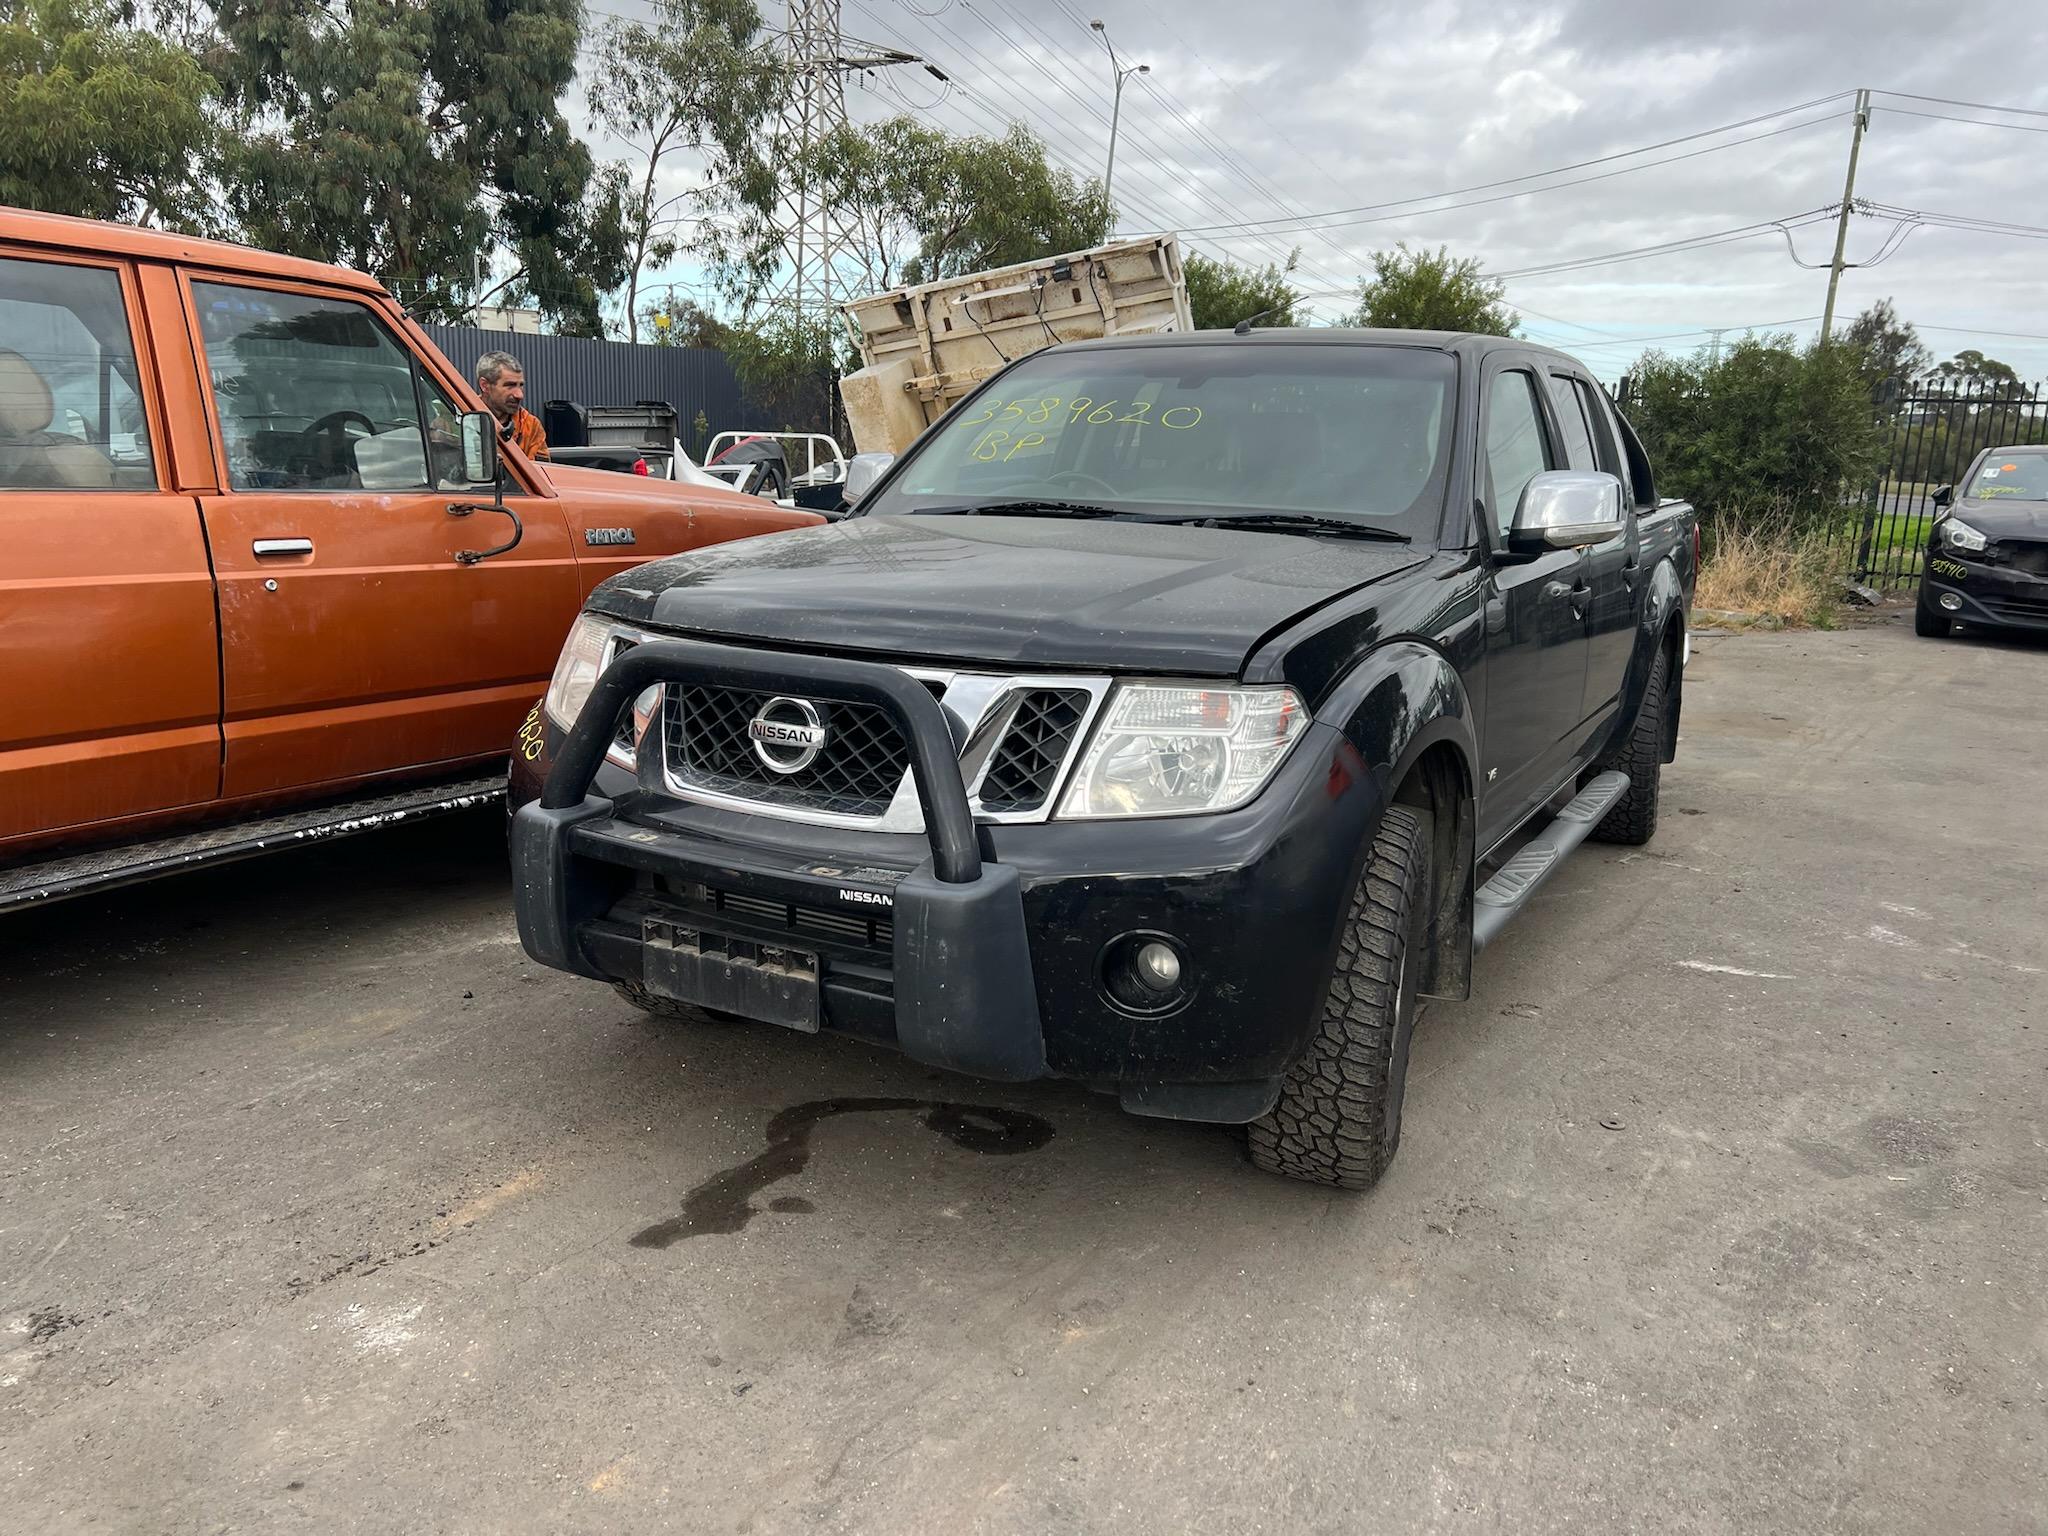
1055 683 1309 819
543 614 658 767
1942 517 1989 554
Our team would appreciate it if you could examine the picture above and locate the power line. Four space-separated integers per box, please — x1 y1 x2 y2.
951 0 1360 297
845 10 1233 282
1176 93 1856 236
991 0 1368 289
1874 105 2048 136
933 0 1357 293
1916 322 2048 345
1494 211 1838 281
1193 114 1853 243
1526 316 1825 350
849 1 1207 247
850 0 1342 294
1871 89 2048 122
1859 202 2048 241
1113 0 1424 206
1126 71 1366 286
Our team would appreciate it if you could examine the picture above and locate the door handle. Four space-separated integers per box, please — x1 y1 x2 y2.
252 538 313 558
1544 579 1593 617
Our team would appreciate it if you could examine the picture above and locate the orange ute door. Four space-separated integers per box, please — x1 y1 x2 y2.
184 277 579 798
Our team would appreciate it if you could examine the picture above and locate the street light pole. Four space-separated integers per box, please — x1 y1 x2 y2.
1089 19 1148 210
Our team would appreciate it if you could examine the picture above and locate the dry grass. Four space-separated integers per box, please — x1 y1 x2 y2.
1694 525 1848 629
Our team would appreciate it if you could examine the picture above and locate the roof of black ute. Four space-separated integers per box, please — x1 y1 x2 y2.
1053 327 1591 367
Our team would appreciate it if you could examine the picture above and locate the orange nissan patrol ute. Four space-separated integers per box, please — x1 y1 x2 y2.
0 207 820 910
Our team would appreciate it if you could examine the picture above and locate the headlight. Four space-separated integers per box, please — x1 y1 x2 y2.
543 614 658 767
1056 684 1308 819
1944 518 1988 553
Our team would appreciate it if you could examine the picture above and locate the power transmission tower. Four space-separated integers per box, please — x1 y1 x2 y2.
768 1 930 322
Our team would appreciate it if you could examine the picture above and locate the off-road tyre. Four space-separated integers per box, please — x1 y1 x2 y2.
1247 804 1429 1192
612 980 742 1025
1914 588 1952 637
1591 645 1668 846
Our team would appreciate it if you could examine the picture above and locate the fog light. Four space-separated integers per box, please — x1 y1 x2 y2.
1100 933 1192 1014
1134 941 1181 991
1939 592 1962 612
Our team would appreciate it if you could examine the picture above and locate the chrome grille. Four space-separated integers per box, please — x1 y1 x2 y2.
607 637 640 760
651 665 1113 829
976 689 1092 813
661 685 915 818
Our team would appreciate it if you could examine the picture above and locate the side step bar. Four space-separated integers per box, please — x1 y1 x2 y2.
1472 770 1630 951
0 775 505 914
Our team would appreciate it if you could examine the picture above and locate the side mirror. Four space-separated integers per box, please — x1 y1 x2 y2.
1931 484 1954 510
1507 470 1626 553
460 411 500 486
840 452 895 509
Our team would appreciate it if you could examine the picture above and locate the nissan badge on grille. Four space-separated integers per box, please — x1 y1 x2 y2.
747 697 829 773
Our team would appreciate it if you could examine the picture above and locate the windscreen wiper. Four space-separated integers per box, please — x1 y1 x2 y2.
1177 513 1412 542
913 499 1153 520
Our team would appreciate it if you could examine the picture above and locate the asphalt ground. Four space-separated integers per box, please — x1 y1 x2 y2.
3 616 2044 1534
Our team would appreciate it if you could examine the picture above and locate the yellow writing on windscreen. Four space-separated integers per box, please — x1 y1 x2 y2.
958 395 1204 431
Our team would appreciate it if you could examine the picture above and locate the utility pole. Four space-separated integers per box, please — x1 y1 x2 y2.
770 1 936 323
1705 328 1725 365
1088 19 1149 210
1819 87 1871 345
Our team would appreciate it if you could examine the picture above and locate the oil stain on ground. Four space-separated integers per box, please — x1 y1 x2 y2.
631 1097 1055 1247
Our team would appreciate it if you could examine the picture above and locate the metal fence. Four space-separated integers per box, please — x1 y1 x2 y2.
1616 375 2048 591
1839 380 2047 588
415 324 749 454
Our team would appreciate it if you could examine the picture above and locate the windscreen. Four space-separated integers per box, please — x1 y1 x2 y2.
1965 452 2048 501
865 343 1456 529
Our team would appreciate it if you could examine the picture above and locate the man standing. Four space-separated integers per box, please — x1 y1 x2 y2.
475 351 549 460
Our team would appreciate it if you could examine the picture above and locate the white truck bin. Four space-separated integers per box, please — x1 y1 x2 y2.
837 235 1191 455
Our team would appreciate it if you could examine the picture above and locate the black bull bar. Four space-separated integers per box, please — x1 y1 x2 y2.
511 638 1048 1080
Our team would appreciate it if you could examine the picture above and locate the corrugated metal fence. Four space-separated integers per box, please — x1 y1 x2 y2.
416 324 749 454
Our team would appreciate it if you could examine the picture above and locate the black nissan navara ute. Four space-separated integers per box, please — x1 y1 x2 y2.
510 330 1697 1191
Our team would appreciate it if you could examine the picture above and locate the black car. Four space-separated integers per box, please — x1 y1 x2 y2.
1918 445 2048 637
509 331 1697 1191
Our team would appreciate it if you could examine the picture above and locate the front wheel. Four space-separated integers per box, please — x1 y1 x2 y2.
1247 804 1430 1191
1914 588 1952 637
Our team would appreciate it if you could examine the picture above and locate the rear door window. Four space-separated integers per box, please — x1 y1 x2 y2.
0 255 156 490
1570 378 1626 480
192 282 433 492
1546 372 1599 471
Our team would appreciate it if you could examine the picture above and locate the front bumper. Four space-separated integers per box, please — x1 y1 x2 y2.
1921 554 2048 630
510 639 1385 1123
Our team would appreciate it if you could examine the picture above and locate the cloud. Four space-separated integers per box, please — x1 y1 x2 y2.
610 0 2048 374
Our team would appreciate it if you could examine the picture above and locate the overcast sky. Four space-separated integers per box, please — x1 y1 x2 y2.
586 0 2048 380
